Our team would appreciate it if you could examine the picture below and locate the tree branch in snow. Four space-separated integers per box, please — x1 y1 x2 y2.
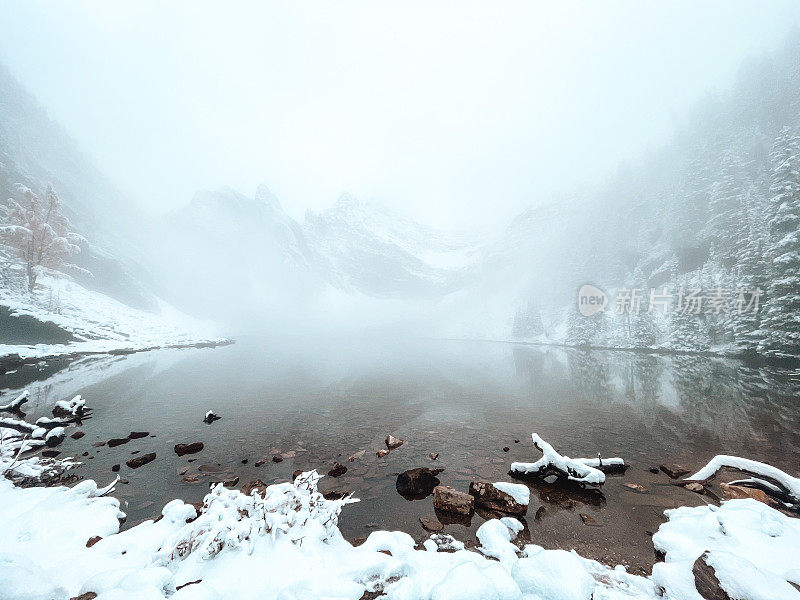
509 433 625 489
0 391 29 413
684 455 800 505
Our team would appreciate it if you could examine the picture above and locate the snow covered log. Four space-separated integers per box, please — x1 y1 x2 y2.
0 416 38 435
0 390 29 412
52 395 85 418
684 455 800 505
510 433 625 489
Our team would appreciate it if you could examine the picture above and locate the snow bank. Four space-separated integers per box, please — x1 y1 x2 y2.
653 499 800 600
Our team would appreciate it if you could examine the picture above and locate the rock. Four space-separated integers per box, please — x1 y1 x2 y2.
174 442 204 457
579 513 599 526
292 470 304 481
660 464 691 479
199 464 221 473
684 482 706 494
433 485 474 515
503 447 510 452
179 466 189 475
376 449 390 458
70 593 98 600
692 552 732 600
86 536 102 548
419 516 443 532
323 491 348 500
272 455 283 463
396 467 443 498
130 450 140 455
624 482 646 492
176 580 202 591
111 464 120 472
514 439 520 444
255 458 268 467
385 435 404 450
41 450 60 458
203 411 221 424
182 474 202 484
328 462 347 477
214 476 239 488
719 482 777 507
428 453 439 460
468 480 527 515
241 458 248 464
242 479 267 496
126 453 156 469
71 431 85 440
649 467 660 474
348 450 366 462
92 441 106 448
107 437 130 448
45 429 65 447
129 431 149 439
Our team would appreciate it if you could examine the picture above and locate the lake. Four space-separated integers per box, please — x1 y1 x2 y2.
3 337 799 574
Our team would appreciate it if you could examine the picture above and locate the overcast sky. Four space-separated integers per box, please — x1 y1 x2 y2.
1 1 799 230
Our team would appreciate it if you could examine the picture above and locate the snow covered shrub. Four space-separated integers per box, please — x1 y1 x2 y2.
156 471 357 563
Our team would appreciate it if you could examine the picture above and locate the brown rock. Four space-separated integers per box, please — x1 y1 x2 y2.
397 467 443 498
126 453 156 469
176 580 202 591
129 431 149 439
503 447 510 452
660 464 691 479
433 485 474 516
86 536 102 547
684 482 706 494
107 437 130 448
111 464 120 472
41 450 60 458
719 482 777 507
428 453 439 460
199 464 221 473
182 474 202 484
70 593 98 600
71 431 85 440
468 480 527 515
692 552 732 600
328 462 347 477
419 516 443 532
385 435 404 450
624 482 647 492
272 455 283 463
242 479 267 496
92 441 106 448
255 458 268 467
174 442 204 457
292 470 304 481
376 449 390 458
579 513 600 526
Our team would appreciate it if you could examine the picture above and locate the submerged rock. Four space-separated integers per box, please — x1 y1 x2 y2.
419 516 443 532
126 453 156 469
129 431 149 439
433 485 474 515
107 437 130 448
203 411 221 424
328 462 347 477
376 449 390 458
174 442 205 456
396 467 443 498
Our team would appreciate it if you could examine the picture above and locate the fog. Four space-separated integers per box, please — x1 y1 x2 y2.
0 2 799 355
1 1 798 230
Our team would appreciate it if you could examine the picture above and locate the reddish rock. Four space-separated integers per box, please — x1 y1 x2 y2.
71 431 85 440
433 485 474 516
182 474 202 484
428 453 439 460
242 479 267 496
126 453 156 469
376 449 390 458
385 435 404 450
660 464 691 479
272 455 283 463
719 483 777 507
692 552 732 600
397 467 443 498
70 593 97 600
174 442 204 457
107 437 130 448
129 431 149 439
579 513 600 526
468 480 527 515
419 516 443 532
86 536 102 548
624 482 647 492
328 462 347 477
111 464 120 472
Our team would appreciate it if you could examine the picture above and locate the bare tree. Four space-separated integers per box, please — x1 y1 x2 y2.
0 184 86 292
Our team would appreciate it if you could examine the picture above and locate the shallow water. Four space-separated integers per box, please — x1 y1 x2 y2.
3 337 799 573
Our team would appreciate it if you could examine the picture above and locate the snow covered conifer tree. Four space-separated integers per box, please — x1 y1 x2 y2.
760 126 800 356
0 185 86 292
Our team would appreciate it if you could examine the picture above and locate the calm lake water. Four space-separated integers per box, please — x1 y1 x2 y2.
3 337 799 573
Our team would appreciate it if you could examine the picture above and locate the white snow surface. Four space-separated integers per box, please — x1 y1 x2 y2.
493 481 530 506
0 468 669 600
0 273 227 361
685 454 800 503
